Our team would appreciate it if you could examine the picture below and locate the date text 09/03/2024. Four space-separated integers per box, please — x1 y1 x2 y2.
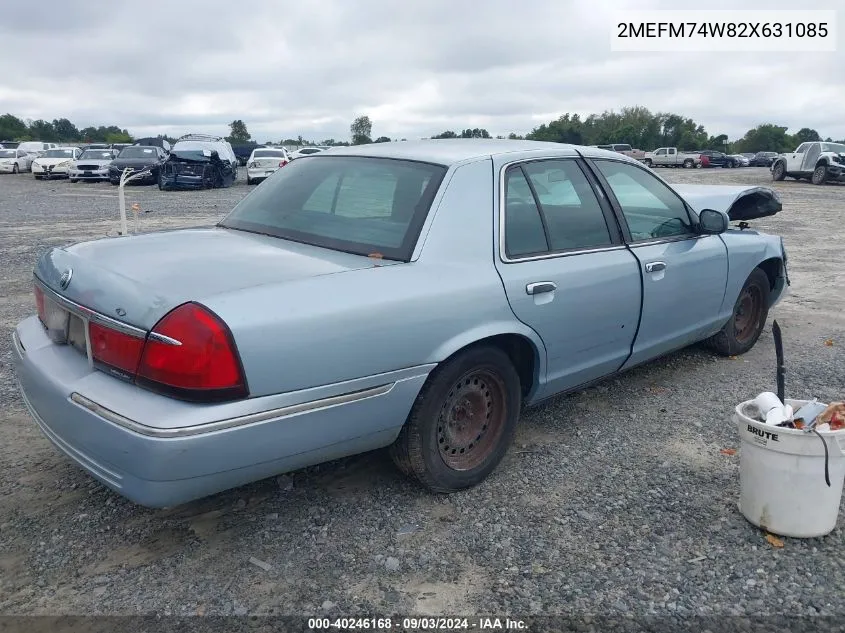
308 617 528 630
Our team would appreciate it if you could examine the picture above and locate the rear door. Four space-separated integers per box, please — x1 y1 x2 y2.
493 156 642 399
666 148 677 164
588 158 729 368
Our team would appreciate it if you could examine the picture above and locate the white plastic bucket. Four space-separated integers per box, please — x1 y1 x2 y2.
734 399 845 538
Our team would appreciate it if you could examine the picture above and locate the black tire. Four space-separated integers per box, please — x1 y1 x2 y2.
34 175 42 180
683 159 693 168
12 163 19 174
705 268 770 356
246 176 253 185
644 159 653 168
389 345 521 492
811 164 828 185
69 178 78 183
110 178 119 185
772 161 786 181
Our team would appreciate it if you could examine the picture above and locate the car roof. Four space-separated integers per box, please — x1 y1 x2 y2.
312 139 631 166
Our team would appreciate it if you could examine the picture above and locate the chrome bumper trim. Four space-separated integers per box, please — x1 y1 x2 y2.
70 382 395 438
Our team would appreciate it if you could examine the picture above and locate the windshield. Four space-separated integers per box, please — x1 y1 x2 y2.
253 149 286 158
220 156 447 261
822 143 845 153
43 149 75 158
119 147 158 159
79 150 114 160
0 149 15 158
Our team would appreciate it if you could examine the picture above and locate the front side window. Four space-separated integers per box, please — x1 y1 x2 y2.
594 160 695 241
220 156 446 261
795 143 810 153
503 159 613 258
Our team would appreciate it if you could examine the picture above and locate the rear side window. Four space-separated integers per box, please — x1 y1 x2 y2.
220 156 446 261
503 159 613 258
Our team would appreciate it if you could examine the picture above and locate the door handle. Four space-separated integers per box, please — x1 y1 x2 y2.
526 281 557 295
645 261 666 273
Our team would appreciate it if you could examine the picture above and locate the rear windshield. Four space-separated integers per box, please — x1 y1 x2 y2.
253 149 286 158
220 156 447 261
120 147 157 158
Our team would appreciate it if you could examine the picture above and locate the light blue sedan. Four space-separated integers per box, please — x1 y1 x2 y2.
12 140 789 507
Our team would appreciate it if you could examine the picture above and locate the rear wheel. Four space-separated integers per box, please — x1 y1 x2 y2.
772 161 786 181
705 268 770 356
644 159 653 167
683 159 693 168
12 163 19 174
811 164 828 185
389 345 521 492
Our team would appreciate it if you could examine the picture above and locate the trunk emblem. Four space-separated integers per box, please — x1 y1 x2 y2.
59 268 73 290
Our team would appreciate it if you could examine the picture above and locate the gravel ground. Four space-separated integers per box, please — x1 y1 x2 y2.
0 166 843 622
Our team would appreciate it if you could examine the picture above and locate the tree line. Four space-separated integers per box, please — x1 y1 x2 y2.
4 109 843 153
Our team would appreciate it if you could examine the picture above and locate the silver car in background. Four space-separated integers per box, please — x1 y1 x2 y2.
69 148 119 182
0 147 34 173
246 146 290 184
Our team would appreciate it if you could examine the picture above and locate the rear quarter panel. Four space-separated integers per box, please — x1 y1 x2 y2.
202 158 547 399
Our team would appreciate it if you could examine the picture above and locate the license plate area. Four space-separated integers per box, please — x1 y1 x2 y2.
67 313 89 356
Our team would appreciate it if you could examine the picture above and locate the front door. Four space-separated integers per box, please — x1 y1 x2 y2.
786 143 809 172
801 142 821 172
589 158 729 368
494 157 642 399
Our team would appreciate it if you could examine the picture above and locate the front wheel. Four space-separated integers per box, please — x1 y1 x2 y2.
644 159 653 168
12 163 19 174
811 164 828 185
705 268 770 357
69 178 78 183
389 345 521 492
772 161 786 181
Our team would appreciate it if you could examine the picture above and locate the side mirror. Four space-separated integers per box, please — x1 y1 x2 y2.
698 208 729 234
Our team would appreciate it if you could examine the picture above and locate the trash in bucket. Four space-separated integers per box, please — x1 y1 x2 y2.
733 320 845 538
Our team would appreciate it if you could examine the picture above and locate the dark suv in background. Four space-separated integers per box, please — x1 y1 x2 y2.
750 152 779 167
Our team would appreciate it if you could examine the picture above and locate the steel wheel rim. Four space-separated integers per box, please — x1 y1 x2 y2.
813 166 825 183
734 285 763 344
437 368 507 471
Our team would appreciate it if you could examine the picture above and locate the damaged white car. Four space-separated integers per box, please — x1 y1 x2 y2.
771 141 845 185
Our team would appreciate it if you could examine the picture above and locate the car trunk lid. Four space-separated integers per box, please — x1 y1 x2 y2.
35 227 391 331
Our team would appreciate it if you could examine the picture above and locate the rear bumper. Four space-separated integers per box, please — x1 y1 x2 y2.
247 166 280 180
12 316 429 507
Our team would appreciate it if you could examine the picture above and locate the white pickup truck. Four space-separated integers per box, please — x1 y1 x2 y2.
643 147 702 168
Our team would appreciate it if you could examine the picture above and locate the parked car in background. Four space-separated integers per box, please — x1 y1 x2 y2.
0 140 20 149
68 148 118 182
246 146 290 184
132 137 171 152
17 141 59 157
730 154 750 167
750 152 779 167
108 145 168 185
643 147 701 168
741 153 756 162
698 150 738 168
771 141 845 185
12 140 789 507
591 144 647 162
159 134 238 190
0 147 34 173
31 147 81 179
288 146 329 160
232 143 260 166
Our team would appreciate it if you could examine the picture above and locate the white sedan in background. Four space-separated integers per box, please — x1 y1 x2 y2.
246 147 290 185
32 147 82 179
0 148 34 173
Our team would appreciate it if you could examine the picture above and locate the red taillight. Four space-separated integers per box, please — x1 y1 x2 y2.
136 302 246 401
34 286 46 323
279 160 288 167
89 322 145 376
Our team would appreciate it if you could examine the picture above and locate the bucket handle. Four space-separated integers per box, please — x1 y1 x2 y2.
810 429 831 487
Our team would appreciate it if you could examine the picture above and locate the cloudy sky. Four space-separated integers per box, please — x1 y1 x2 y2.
1 0 842 143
